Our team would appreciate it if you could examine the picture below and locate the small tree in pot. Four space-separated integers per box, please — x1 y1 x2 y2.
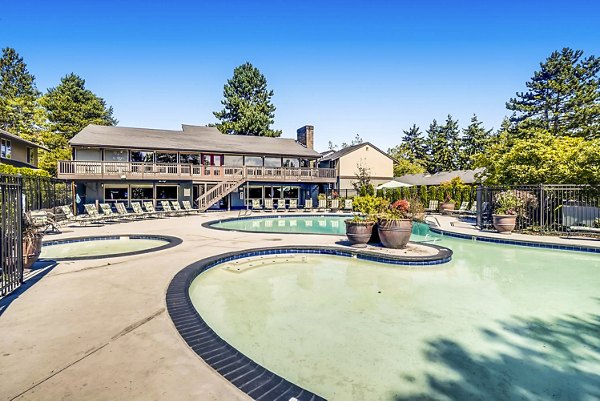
23 212 44 269
492 191 522 234
378 199 413 249
345 195 388 247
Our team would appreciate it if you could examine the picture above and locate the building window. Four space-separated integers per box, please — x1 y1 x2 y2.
282 186 299 200
156 152 177 163
130 150 154 163
104 149 129 162
264 157 282 168
244 156 262 167
283 158 300 168
1 139 11 159
75 148 102 161
27 147 34 164
131 186 153 200
224 155 244 166
104 186 128 203
247 186 263 199
271 186 282 199
179 153 201 164
156 185 178 200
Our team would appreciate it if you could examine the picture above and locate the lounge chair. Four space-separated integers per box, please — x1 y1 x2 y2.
317 199 327 212
59 205 99 226
144 201 164 218
182 200 200 214
131 202 153 218
343 199 353 212
84 204 109 223
449 201 469 215
276 200 286 212
303 199 313 212
288 199 298 212
330 199 340 213
264 198 274 212
115 203 141 220
30 210 61 234
171 201 192 215
251 199 262 212
160 200 180 216
464 201 477 216
100 203 126 222
425 200 439 213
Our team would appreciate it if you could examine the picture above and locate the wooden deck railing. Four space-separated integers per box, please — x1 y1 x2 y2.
57 161 336 182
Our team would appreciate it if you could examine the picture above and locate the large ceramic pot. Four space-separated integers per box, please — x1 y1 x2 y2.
492 214 517 234
378 218 413 249
440 202 455 214
23 233 44 269
345 220 375 247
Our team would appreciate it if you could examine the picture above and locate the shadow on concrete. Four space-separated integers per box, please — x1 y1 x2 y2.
392 304 600 401
0 259 58 317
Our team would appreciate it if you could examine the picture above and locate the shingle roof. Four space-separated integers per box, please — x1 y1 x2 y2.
0 129 49 151
394 168 486 186
319 142 395 162
69 124 322 158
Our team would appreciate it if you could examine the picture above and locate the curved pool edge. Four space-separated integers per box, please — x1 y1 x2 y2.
40 234 183 261
202 213 353 236
166 244 453 401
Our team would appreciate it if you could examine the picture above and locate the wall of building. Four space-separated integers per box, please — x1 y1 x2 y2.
0 136 38 167
337 144 393 190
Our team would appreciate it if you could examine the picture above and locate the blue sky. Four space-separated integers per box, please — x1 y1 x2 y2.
1 0 599 151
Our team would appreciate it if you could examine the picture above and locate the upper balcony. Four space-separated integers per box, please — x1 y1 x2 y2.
57 160 337 183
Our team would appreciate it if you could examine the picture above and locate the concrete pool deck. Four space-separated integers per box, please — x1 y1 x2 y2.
1 211 598 401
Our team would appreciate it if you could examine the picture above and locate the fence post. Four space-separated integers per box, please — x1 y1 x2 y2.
476 185 482 229
539 184 544 233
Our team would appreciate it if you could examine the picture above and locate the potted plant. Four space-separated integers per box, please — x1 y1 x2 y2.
378 199 413 249
345 195 387 247
23 212 44 269
492 191 522 234
440 195 456 214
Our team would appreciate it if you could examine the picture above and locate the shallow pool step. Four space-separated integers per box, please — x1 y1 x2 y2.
221 254 308 273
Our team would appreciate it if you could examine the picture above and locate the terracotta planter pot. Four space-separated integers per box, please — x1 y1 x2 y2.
440 202 456 214
345 220 375 246
378 219 413 249
493 214 517 234
23 233 44 269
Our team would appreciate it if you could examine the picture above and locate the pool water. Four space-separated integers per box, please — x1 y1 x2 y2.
40 237 169 259
189 235 600 401
211 215 438 242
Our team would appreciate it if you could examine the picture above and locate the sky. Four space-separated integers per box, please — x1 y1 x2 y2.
1 0 599 151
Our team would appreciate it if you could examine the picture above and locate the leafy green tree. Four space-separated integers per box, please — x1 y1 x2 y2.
213 62 281 137
0 47 41 137
506 48 600 139
392 158 426 177
461 114 492 168
39 73 116 141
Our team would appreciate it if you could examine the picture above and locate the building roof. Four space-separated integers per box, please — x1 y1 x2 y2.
0 129 49 151
69 124 322 158
394 168 486 186
319 142 396 162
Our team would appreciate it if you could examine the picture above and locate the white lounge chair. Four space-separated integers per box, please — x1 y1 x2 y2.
276 200 286 212
343 199 353 212
303 199 313 212
330 199 340 212
100 203 126 221
170 201 191 215
144 201 164 218
288 199 298 212
264 198 274 212
425 200 439 213
317 199 327 212
182 200 200 214
131 202 153 218
59 205 99 225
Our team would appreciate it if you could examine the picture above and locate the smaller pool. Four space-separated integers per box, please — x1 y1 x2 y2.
40 235 181 260
207 215 440 242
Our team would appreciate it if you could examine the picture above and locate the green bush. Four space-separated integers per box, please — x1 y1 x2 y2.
0 164 50 178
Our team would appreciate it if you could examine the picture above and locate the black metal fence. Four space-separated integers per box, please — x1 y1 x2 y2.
22 176 73 211
477 185 600 234
1 174 23 296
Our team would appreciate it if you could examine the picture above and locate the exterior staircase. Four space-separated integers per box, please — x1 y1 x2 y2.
197 175 247 212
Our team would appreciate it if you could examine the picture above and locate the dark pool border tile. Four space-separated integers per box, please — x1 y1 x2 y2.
40 234 183 261
166 244 453 401
429 227 600 254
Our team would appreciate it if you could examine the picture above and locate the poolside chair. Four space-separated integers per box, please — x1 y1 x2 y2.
264 198 274 212
343 199 353 212
182 200 200 214
449 201 469 215
171 201 192 215
425 200 439 213
30 210 61 234
115 203 141 220
144 201 164 218
160 200 180 217
464 201 477 216
100 203 126 222
317 199 327 212
288 199 298 212
251 199 262 212
330 199 340 213
303 199 313 212
59 205 99 226
84 204 109 223
276 200 286 212
131 202 152 218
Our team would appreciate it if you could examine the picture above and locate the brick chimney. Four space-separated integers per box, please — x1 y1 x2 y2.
296 125 314 150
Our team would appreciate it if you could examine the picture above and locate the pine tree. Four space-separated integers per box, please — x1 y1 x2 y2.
39 73 117 141
461 114 491 169
441 115 461 170
213 62 281 137
425 119 444 173
0 47 41 137
506 48 600 139
401 124 427 164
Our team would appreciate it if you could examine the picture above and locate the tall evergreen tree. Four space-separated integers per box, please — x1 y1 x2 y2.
401 124 427 164
506 48 600 139
0 47 41 137
425 119 444 173
461 114 492 169
39 73 117 140
441 114 461 170
213 62 281 137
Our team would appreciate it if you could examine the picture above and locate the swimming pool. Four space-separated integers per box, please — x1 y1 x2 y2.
40 235 181 260
206 215 438 242
184 231 600 401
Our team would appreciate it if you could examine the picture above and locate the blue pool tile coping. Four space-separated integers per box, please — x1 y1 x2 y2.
166 244 453 401
40 234 183 261
429 227 600 254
